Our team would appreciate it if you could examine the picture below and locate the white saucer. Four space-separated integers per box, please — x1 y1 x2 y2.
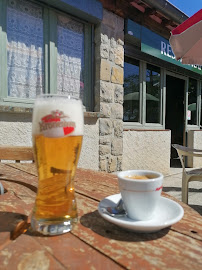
98 194 184 233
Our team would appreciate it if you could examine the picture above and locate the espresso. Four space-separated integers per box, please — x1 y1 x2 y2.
125 174 155 180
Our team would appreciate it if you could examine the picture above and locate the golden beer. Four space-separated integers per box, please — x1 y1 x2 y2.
31 95 83 235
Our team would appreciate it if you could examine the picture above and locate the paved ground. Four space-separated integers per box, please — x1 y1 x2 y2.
163 160 202 216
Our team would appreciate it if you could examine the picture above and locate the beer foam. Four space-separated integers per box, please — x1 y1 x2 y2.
32 96 84 136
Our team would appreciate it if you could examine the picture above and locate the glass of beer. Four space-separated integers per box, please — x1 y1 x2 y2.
31 94 83 235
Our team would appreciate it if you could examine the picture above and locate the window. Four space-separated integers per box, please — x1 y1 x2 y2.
0 0 92 109
123 58 163 128
57 14 84 99
188 78 197 125
7 0 44 99
146 64 161 124
124 58 140 122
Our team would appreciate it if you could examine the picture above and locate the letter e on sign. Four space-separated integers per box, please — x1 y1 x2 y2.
161 41 166 55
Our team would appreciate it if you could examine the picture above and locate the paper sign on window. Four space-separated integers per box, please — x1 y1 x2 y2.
187 110 191 120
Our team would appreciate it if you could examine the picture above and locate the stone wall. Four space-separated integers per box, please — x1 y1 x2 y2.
78 118 99 170
0 113 33 146
94 9 124 172
122 130 171 174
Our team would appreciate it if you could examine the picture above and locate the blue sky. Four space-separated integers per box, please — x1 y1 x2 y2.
168 0 202 17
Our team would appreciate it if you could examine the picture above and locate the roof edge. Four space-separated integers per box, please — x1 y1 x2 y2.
142 0 188 24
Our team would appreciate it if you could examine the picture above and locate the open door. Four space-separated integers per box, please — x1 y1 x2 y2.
165 74 186 161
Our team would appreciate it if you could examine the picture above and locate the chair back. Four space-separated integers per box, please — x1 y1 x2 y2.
172 144 202 171
172 144 202 204
0 146 34 163
172 144 202 157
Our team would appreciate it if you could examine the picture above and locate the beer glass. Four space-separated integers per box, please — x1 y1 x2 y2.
31 94 83 235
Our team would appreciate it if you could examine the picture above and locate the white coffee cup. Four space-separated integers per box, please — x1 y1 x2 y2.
117 170 163 221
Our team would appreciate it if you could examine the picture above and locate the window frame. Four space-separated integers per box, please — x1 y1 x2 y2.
124 57 202 131
123 58 164 130
186 78 201 130
123 56 141 123
0 0 93 110
144 62 163 126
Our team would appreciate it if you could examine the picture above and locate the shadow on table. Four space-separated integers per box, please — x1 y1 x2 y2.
0 211 29 239
189 205 202 216
0 212 51 239
0 178 37 193
80 210 169 242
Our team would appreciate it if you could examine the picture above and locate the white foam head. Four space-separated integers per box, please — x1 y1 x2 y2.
32 95 84 137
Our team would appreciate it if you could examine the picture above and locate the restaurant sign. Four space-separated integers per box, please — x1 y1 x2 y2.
141 27 202 74
126 20 202 75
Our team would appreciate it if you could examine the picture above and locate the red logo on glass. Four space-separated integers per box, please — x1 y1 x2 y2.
39 110 75 137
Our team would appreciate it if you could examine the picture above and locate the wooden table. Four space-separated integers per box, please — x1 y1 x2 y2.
0 163 202 270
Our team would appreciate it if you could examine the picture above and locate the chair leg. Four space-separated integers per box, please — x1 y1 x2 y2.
182 176 189 204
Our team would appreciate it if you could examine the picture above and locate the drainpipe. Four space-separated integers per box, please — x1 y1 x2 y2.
142 0 189 24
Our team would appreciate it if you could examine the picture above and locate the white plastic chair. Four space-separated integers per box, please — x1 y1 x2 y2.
172 144 202 204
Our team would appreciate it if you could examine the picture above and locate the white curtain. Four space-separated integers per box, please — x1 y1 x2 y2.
7 0 44 98
57 15 84 100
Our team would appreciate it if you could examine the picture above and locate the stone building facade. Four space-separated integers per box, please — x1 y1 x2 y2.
4 0 201 175
0 2 172 175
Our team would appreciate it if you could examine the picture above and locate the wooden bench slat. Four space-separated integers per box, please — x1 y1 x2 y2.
0 146 34 162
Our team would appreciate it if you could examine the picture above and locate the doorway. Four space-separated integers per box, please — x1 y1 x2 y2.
166 75 185 161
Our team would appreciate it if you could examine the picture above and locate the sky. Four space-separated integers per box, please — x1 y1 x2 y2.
167 0 202 17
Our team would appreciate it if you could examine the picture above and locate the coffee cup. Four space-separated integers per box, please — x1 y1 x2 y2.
117 170 163 221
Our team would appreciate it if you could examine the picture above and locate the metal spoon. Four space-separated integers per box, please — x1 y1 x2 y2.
102 199 126 217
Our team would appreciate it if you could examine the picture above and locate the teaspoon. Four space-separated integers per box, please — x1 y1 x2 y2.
102 199 126 217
